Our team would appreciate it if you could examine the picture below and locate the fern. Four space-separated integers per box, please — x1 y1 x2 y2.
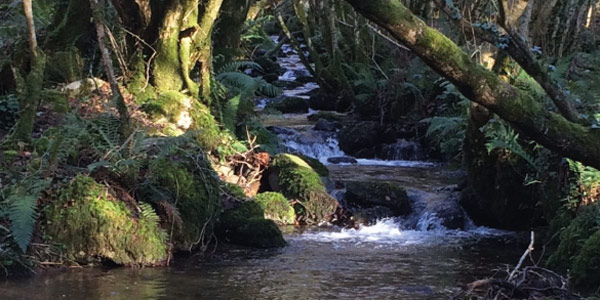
484 122 538 169
422 116 466 155
216 71 281 97
217 61 263 74
139 202 161 224
222 94 241 133
4 177 50 253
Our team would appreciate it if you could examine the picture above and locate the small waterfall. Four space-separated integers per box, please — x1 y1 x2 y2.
276 126 346 163
379 139 424 161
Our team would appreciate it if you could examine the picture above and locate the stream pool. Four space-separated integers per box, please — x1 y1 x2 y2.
0 223 524 300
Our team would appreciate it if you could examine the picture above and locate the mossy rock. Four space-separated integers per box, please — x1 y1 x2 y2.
344 181 411 215
141 154 221 250
255 192 295 225
266 97 309 114
571 229 600 287
296 154 329 177
271 154 338 223
45 175 167 265
218 201 286 248
307 111 344 122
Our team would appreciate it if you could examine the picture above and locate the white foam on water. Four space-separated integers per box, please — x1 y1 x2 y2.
283 138 345 161
294 218 513 246
354 159 437 168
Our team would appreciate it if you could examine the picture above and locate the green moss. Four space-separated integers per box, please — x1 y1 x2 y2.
127 56 158 105
296 154 329 177
254 192 295 225
45 176 167 265
46 48 83 83
224 182 247 199
2 150 18 164
42 89 69 113
218 201 286 248
143 156 221 250
271 154 337 223
142 91 188 123
572 230 600 287
141 91 231 153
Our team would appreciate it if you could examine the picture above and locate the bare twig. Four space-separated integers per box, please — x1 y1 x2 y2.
509 231 535 280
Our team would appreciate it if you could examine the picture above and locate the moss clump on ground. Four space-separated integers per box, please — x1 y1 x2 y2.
142 154 221 250
45 175 167 265
254 192 295 225
271 154 338 223
218 201 286 248
141 91 229 153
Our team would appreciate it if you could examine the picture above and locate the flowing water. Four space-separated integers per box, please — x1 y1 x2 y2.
0 39 526 300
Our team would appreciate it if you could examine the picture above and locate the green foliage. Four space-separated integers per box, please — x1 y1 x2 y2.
483 121 538 169
1 177 50 253
222 94 241 133
0 94 19 131
240 16 278 55
422 116 466 155
254 192 295 225
216 61 282 97
571 230 600 287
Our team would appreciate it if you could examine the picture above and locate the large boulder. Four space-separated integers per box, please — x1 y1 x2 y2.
267 97 309 114
217 201 286 248
45 175 168 265
338 122 380 157
314 119 341 132
309 92 337 111
139 151 221 250
268 154 338 224
344 181 411 215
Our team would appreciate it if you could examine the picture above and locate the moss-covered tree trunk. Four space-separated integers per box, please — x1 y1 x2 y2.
8 0 46 144
344 0 600 169
214 0 252 62
152 0 223 104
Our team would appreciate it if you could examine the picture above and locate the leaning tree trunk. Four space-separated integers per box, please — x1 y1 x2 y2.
344 0 600 169
8 0 46 144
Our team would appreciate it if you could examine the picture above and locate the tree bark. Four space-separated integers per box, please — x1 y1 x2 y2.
344 0 600 169
90 0 131 131
7 0 46 143
152 0 223 103
436 0 580 123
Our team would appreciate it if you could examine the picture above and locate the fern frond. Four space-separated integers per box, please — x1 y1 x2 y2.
7 194 38 253
217 61 263 74
139 202 161 224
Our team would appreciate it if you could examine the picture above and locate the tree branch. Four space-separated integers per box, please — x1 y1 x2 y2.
343 0 600 169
